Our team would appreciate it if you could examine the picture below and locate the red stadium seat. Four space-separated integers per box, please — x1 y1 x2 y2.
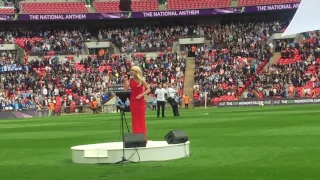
94 0 158 13
238 0 300 6
0 7 15 14
167 0 231 10
21 2 88 14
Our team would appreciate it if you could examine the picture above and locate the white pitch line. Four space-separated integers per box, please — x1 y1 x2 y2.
0 121 96 129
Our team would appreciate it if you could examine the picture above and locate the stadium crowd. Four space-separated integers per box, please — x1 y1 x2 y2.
0 49 186 113
97 25 203 53
116 52 186 95
192 21 284 103
193 28 320 105
0 25 195 112
0 28 91 55
245 33 320 99
2 22 320 112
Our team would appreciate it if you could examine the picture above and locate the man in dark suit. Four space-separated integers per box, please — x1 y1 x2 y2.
167 96 180 117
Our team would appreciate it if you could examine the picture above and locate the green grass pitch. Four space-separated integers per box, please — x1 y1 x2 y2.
1 105 320 180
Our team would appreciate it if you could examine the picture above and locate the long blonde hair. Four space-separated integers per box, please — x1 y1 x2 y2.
131 66 144 85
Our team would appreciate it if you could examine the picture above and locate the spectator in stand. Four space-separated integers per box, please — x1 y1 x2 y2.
193 21 283 103
0 28 91 55
112 51 186 97
2 21 293 111
1 50 16 61
2 0 13 7
0 54 108 112
248 33 320 98
97 25 204 53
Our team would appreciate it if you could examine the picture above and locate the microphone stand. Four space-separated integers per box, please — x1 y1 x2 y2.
116 106 130 164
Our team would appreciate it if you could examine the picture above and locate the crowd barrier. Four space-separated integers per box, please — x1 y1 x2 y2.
3 97 317 120
0 109 49 120
58 102 155 115
28 50 77 56
218 97 320 107
191 97 320 108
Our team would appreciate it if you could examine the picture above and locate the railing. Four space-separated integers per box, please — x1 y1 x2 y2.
0 108 50 119
27 50 76 56
135 46 170 53
192 96 320 108
180 34 205 39
0 41 14 44
47 102 156 115
32 96 320 116
20 38 91 56
99 34 205 53
106 38 174 53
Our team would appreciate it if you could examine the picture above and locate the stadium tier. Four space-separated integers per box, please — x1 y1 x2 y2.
167 0 231 10
20 2 88 14
238 0 300 6
94 0 159 13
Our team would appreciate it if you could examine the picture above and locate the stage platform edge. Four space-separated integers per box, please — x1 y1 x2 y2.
71 140 190 164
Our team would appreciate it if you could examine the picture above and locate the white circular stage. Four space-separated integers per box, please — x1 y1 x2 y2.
71 140 190 164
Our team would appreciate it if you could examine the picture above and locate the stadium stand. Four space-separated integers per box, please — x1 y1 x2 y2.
0 25 186 112
0 55 112 112
0 7 14 14
97 26 188 53
248 34 320 99
1 20 292 111
0 50 186 112
192 21 287 105
238 0 300 6
12 29 91 56
110 52 186 95
94 0 159 13
167 0 231 10
0 16 309 112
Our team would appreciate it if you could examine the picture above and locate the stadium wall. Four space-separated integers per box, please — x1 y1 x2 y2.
218 98 320 107
0 109 49 120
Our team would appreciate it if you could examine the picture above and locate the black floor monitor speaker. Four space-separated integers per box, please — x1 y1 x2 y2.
165 130 188 144
119 0 132 11
124 133 146 148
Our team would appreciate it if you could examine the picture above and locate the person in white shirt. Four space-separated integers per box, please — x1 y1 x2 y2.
166 84 180 116
42 86 48 97
166 84 176 99
155 84 166 117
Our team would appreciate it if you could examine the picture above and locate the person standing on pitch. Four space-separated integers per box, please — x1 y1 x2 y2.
155 83 166 117
166 84 180 116
183 94 189 109
115 96 123 113
151 96 157 110
123 66 150 138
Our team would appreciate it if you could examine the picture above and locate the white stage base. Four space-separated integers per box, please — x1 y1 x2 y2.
71 140 190 164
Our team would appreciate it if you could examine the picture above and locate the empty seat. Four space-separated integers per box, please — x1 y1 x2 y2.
238 0 300 6
21 2 88 14
94 0 158 13
0 7 15 14
167 0 231 10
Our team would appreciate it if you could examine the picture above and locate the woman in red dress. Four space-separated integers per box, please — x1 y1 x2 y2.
123 66 150 137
